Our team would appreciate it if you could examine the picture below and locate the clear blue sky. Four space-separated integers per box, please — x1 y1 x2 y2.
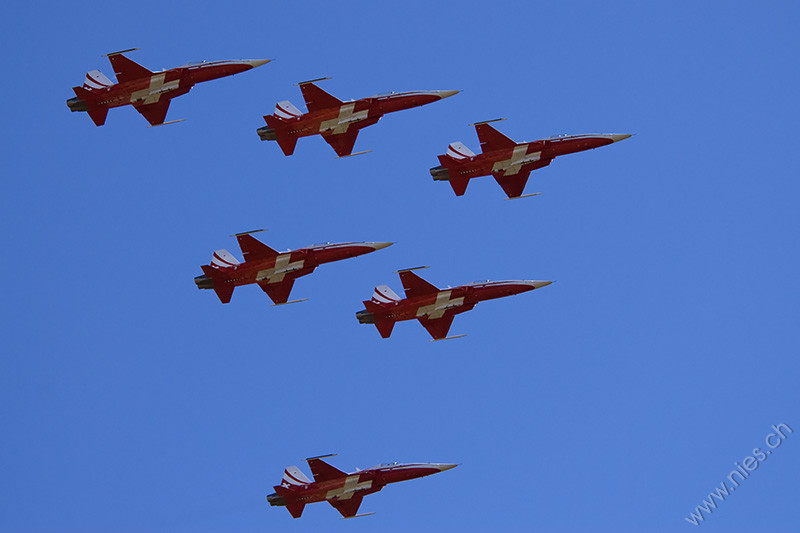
2 1 798 531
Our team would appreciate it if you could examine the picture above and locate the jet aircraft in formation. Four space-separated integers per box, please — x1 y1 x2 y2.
267 454 457 519
67 49 270 126
357 267 552 340
430 118 631 198
195 230 392 305
257 78 459 156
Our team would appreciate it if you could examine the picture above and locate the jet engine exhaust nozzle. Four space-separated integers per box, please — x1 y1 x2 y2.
356 309 375 324
67 97 88 112
257 126 278 141
267 492 286 507
430 165 451 181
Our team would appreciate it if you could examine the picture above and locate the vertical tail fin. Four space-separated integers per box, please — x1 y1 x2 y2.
274 100 302 120
210 249 240 270
82 70 114 91
445 141 475 160
371 284 401 306
281 466 312 487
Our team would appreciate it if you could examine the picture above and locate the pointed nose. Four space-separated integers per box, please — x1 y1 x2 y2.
435 463 459 472
527 280 553 289
436 90 460 99
609 133 632 143
246 59 272 68
368 242 394 251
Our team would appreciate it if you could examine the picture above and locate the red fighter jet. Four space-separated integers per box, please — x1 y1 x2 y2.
67 49 270 126
430 118 632 199
357 267 552 340
195 230 392 305
267 454 457 519
257 77 459 156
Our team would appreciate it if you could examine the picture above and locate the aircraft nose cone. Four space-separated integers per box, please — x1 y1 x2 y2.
247 59 272 68
369 242 394 251
609 133 632 143
436 463 459 472
437 90 460 99
528 280 553 289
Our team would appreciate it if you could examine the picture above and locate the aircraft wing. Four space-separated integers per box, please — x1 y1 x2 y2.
418 312 457 340
321 129 360 157
133 98 172 126
492 159 551 198
399 270 439 299
320 117 379 156
299 82 343 112
475 122 516 152
257 278 296 305
306 457 347 483
107 53 153 84
329 494 364 518
236 234 279 262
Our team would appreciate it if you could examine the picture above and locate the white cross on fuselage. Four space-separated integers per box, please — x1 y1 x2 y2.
255 254 304 283
492 145 542 175
416 290 465 319
129 73 180 105
325 475 372 500
319 102 369 134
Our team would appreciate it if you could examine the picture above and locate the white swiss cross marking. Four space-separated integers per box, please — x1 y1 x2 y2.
255 254 304 283
325 476 372 500
130 73 180 105
492 145 541 175
319 102 369 134
416 290 465 319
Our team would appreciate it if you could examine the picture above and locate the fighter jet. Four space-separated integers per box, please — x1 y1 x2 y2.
195 230 392 305
67 49 270 126
267 454 457 519
257 77 459 156
430 118 632 198
357 267 552 340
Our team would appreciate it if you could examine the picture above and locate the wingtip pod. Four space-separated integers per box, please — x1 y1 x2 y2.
230 228 268 237
305 453 337 461
102 47 139 57
295 76 331 86
393 265 430 274
470 117 507 126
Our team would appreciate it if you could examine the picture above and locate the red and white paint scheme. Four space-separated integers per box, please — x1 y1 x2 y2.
67 49 270 126
195 229 392 305
267 454 457 519
357 267 552 340
257 77 459 156
431 118 632 198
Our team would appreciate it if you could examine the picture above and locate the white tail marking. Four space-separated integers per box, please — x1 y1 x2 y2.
211 249 240 269
282 466 312 487
275 100 302 120
82 70 113 90
372 285 401 304
447 142 475 160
